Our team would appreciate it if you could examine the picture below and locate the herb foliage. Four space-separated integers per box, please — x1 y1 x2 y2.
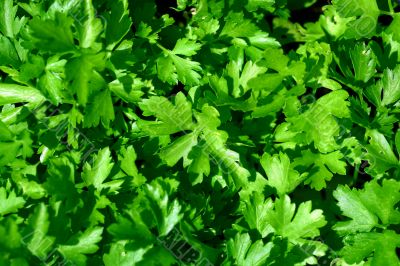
1 0 400 265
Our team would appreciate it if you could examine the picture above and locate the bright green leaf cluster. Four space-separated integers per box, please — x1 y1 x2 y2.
1 0 400 265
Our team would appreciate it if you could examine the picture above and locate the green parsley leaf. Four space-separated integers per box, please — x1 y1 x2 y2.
82 147 114 190
27 14 75 53
265 195 327 240
293 150 347 190
333 180 400 235
365 129 399 177
0 83 45 106
58 227 103 266
331 0 379 39
341 230 400 265
0 187 25 216
142 178 182 237
261 152 305 195
226 232 273 266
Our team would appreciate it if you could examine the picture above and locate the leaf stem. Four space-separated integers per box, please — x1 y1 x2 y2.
380 10 394 16
353 163 359 185
388 0 394 14
156 42 169 53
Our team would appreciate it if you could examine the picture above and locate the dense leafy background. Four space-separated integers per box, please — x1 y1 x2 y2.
1 0 400 265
